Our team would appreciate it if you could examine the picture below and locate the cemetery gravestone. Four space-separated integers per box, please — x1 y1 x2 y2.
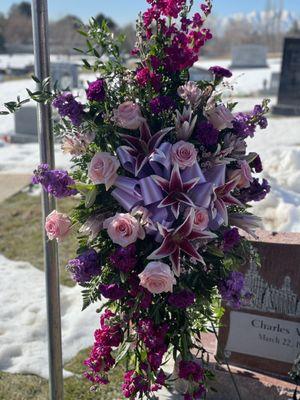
51 62 79 89
13 105 38 143
217 231 300 378
269 72 280 95
231 45 268 69
189 66 213 81
273 36 300 116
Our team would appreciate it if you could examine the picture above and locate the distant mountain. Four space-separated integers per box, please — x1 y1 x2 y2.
215 10 299 34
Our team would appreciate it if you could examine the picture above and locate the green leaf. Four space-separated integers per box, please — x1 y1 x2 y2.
85 188 98 208
115 341 131 365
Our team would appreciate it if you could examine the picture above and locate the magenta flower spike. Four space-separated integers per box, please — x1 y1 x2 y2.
148 209 216 276
119 122 173 176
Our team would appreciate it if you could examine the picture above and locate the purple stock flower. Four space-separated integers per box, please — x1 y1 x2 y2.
168 290 196 308
99 283 127 300
149 95 175 114
209 65 232 78
122 370 150 398
109 244 137 273
179 360 204 382
250 155 263 173
32 164 77 198
86 78 106 102
53 93 84 126
219 271 249 308
238 178 270 203
223 227 241 252
68 249 101 284
232 113 256 138
195 121 219 146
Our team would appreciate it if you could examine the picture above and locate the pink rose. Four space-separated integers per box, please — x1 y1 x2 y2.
103 213 145 247
206 104 234 131
138 262 176 294
45 210 72 241
228 160 253 189
171 140 198 170
88 152 120 190
193 208 209 231
113 101 145 130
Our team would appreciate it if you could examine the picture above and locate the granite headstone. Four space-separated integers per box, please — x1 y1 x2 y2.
273 36 300 116
13 105 38 143
231 45 268 69
51 62 79 89
189 66 213 81
218 231 300 378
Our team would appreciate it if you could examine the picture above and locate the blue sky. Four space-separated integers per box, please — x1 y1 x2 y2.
0 0 299 25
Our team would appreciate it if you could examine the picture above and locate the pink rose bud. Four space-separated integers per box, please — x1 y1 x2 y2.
113 101 145 130
193 208 209 231
88 152 120 190
171 140 198 170
206 104 234 131
138 262 176 294
103 213 145 247
45 210 72 241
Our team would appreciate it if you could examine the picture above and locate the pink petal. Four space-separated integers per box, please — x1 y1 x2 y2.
174 208 194 238
147 235 177 259
151 175 170 192
170 247 181 277
120 134 143 152
188 229 217 241
171 202 181 219
169 164 183 192
158 193 177 208
176 193 195 208
139 121 152 143
182 177 200 192
180 239 203 261
148 127 173 152
215 198 228 225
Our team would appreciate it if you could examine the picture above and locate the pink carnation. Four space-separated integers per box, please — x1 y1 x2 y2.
193 208 209 231
104 213 145 247
171 140 198 170
45 210 72 241
88 152 120 190
113 101 145 130
138 262 176 294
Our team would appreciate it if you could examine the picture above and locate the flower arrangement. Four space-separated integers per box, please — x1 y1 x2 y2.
31 0 270 398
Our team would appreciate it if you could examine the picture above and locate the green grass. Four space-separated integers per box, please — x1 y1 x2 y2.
0 191 124 399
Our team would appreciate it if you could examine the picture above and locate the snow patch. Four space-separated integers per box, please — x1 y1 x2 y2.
0 254 100 379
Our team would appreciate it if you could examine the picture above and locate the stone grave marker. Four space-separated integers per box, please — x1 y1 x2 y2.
13 105 38 143
189 66 213 81
217 231 300 378
273 36 300 116
269 72 280 95
231 45 268 69
51 62 79 89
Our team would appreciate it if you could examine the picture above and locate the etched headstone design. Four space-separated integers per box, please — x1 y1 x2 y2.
51 62 79 89
231 45 268 69
273 36 300 115
13 106 38 143
217 231 300 377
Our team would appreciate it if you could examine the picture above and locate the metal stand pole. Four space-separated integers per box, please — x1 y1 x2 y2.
31 1 64 399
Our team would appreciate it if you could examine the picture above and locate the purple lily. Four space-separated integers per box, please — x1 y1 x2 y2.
148 209 216 276
119 121 173 176
152 163 200 218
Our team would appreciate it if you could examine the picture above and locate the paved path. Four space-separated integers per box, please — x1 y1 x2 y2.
0 174 31 203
